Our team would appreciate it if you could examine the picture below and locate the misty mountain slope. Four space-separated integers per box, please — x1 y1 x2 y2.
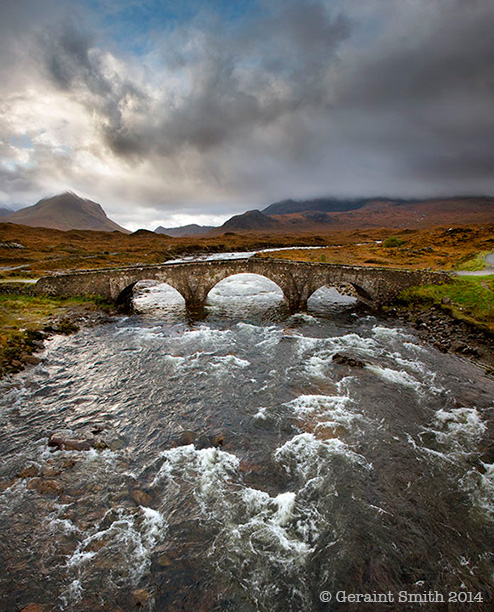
213 209 280 233
262 198 379 215
3 192 129 233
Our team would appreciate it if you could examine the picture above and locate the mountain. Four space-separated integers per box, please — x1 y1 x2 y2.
154 224 215 237
262 197 380 215
216 209 279 233
213 197 494 234
3 192 129 233
0 207 12 217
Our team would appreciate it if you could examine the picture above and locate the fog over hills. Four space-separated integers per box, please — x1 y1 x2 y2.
213 210 280 233
262 198 376 215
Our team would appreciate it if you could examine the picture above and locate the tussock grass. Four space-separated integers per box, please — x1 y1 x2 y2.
456 251 490 272
397 275 494 331
0 293 111 375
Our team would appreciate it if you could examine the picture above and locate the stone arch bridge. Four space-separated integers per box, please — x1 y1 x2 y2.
34 257 450 312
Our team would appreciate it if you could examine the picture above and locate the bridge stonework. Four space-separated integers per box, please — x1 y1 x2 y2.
34 258 451 311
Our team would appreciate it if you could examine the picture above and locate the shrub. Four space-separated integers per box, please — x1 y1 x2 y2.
383 236 404 248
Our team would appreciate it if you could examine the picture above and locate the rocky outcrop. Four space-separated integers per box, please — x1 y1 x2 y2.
390 305 494 372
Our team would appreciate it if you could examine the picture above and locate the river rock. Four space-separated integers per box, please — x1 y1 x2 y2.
131 489 153 506
18 463 40 478
48 433 92 451
209 432 224 448
21 353 42 366
132 588 150 607
42 464 62 478
332 353 365 368
174 430 198 446
20 604 45 612
194 434 212 450
26 478 62 496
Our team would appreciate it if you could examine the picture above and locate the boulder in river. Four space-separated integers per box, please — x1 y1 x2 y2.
332 353 366 368
26 478 62 496
17 463 40 479
131 489 153 506
132 588 150 607
48 434 92 451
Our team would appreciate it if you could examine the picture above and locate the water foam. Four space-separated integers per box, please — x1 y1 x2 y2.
366 364 419 388
275 432 371 481
152 445 240 506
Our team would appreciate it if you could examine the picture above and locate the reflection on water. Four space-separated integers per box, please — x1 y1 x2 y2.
0 274 493 611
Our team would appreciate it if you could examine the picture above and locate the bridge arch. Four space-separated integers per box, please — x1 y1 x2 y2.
34 258 452 313
205 272 286 305
205 273 286 311
307 281 372 305
307 283 358 307
131 280 186 310
115 277 188 310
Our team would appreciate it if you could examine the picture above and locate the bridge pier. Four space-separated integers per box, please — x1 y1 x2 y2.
285 294 308 312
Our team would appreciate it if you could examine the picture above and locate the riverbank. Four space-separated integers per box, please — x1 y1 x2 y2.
385 304 494 375
0 292 116 377
384 274 494 374
2 275 494 378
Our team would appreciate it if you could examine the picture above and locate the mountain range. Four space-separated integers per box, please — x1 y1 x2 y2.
212 197 494 233
2 192 493 235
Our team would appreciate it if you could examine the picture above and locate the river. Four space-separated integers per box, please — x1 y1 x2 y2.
1 274 493 611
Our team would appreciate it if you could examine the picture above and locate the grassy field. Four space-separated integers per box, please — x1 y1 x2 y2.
396 275 494 332
257 226 494 271
456 251 490 271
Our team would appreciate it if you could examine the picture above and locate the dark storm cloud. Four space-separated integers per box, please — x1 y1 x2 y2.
1 0 494 223
334 0 494 187
39 18 152 157
43 25 104 93
38 1 350 159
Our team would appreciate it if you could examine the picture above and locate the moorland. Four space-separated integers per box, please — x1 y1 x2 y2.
1 219 493 376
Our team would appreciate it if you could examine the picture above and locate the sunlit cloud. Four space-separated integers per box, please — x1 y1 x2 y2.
0 0 493 228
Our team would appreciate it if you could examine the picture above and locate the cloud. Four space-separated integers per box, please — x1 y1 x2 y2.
0 0 493 228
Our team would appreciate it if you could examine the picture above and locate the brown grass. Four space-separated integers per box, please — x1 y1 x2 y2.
1 222 492 279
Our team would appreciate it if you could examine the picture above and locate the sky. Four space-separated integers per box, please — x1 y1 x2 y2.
0 0 493 231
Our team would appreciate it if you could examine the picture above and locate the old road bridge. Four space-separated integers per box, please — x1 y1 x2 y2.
34 257 451 312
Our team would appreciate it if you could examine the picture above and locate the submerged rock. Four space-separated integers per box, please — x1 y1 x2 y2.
132 588 150 607
131 489 153 506
26 478 62 496
47 425 117 452
17 463 40 479
48 434 92 451
332 352 366 368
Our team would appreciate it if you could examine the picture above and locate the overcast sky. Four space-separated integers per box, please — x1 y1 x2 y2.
1 0 493 230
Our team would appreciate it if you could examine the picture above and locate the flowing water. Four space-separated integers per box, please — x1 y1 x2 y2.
1 274 494 611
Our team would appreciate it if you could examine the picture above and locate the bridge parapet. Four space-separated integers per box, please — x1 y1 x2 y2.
34 258 452 312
